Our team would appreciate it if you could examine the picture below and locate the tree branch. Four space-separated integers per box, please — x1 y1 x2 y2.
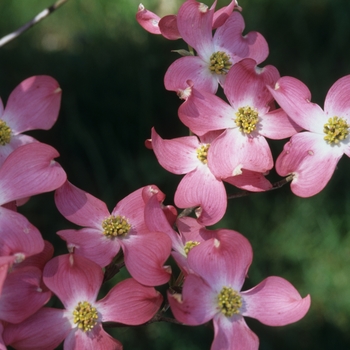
0 0 69 48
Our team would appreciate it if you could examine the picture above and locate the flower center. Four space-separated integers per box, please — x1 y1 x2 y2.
73 301 98 332
323 116 349 144
209 51 232 75
235 106 259 134
102 215 131 238
0 120 12 145
183 240 200 255
196 144 210 164
217 286 242 317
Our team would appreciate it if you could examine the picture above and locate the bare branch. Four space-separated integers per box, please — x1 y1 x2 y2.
0 0 69 48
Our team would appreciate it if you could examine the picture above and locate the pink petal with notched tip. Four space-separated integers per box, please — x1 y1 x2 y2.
187 229 252 290
2 76 61 134
174 165 227 226
57 228 121 268
178 85 234 135
223 58 279 112
0 206 44 259
99 278 162 325
324 74 350 121
212 314 259 350
258 108 302 140
241 276 311 326
164 55 217 94
177 0 215 59
0 143 66 205
276 132 343 197
64 324 122 350
43 254 103 310
159 15 181 39
3 308 70 350
121 232 171 286
268 76 325 133
55 180 110 229
208 128 273 179
151 127 199 174
168 274 216 325
1 266 51 324
212 0 239 29
136 4 161 35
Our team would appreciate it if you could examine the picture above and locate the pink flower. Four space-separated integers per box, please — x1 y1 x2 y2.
164 0 268 94
3 254 163 350
168 230 311 350
268 75 350 197
178 58 300 178
55 181 172 286
0 76 61 166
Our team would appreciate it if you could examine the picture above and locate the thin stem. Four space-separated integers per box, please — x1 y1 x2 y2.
0 0 69 48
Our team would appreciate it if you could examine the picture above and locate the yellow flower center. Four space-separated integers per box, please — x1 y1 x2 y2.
0 120 12 145
235 106 259 134
72 301 98 332
217 286 242 317
323 116 349 144
183 241 200 255
209 51 232 75
102 215 131 238
196 144 210 164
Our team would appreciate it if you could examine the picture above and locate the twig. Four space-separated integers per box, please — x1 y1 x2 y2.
0 0 69 48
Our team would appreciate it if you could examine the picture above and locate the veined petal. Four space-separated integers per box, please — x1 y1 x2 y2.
241 276 311 326
174 166 227 226
64 324 122 350
1 266 51 323
0 207 44 258
208 128 273 178
212 0 238 29
224 169 272 192
121 233 171 286
177 0 215 59
168 274 216 325
57 228 121 268
258 108 302 139
99 278 162 325
43 254 103 310
187 229 252 291
212 314 259 350
324 74 350 121
2 76 61 133
223 59 279 112
268 76 326 133
159 15 181 39
276 132 343 197
164 56 217 94
3 308 70 350
178 86 233 135
151 128 199 174
0 143 66 205
55 181 109 228
136 4 161 35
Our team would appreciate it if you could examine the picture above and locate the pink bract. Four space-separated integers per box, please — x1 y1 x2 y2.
168 230 311 350
0 76 61 166
268 75 350 197
164 0 268 94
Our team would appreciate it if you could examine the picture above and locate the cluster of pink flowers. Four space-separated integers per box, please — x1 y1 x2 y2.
1 0 349 349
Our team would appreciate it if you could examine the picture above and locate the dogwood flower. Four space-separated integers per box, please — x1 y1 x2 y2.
3 254 163 350
168 230 311 350
0 76 61 166
268 75 350 197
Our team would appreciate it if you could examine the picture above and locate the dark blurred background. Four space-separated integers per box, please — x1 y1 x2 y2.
1 0 350 349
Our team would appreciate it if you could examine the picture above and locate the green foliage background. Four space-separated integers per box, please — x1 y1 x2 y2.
1 0 350 349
